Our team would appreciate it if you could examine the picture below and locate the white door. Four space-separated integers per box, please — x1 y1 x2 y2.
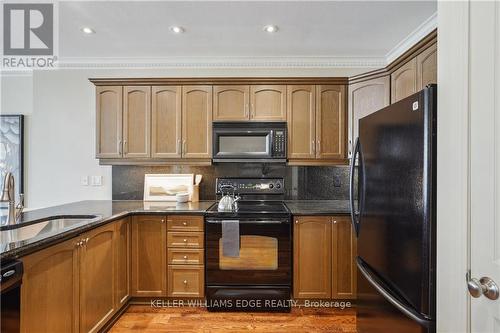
469 1 500 331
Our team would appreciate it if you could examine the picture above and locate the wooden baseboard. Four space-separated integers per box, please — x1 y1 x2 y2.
99 302 130 333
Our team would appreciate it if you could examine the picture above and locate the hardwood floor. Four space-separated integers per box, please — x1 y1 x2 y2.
109 305 356 332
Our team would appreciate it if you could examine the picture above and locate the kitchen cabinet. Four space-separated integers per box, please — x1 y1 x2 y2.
416 42 437 90
331 216 356 299
21 237 80 333
167 215 205 298
131 215 167 296
96 86 122 158
182 86 213 159
213 85 250 121
348 76 390 156
250 85 287 121
287 85 316 159
151 86 182 158
115 218 130 308
123 86 151 158
316 85 347 160
391 58 417 103
293 216 332 299
79 223 116 333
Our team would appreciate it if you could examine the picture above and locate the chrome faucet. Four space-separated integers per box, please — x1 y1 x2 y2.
0 172 24 225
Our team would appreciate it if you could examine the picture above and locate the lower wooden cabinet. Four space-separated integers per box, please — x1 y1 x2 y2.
131 215 167 296
21 237 80 333
168 265 204 298
20 219 129 333
79 223 116 333
293 215 356 300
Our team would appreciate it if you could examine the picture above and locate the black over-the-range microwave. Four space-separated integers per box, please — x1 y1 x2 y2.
212 122 287 163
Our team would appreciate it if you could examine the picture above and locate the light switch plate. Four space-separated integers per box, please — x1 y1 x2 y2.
91 176 102 186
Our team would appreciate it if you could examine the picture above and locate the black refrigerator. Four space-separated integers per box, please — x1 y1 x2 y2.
349 85 436 333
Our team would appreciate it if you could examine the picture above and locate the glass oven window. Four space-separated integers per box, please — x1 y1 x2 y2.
218 135 269 154
218 235 278 270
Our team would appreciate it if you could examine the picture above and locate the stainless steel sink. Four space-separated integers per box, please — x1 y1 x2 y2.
0 215 102 245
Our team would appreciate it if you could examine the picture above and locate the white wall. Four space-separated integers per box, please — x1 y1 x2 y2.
1 66 373 209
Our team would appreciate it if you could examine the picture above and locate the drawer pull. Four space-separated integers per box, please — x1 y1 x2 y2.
183 280 188 285
183 255 188 260
182 222 188 226
183 239 188 242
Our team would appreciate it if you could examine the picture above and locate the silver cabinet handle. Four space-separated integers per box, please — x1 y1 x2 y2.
311 140 315 154
333 219 337 224
177 139 181 154
182 140 187 154
183 239 188 242
123 140 127 155
250 103 255 118
182 222 187 226
183 255 188 260
467 274 499 300
118 140 122 155
244 104 249 117
183 280 188 285
317 140 321 154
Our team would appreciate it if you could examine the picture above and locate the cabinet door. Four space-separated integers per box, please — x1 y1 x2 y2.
332 216 357 300
79 223 116 333
21 238 80 333
250 85 286 121
96 86 122 158
316 85 347 160
293 216 332 299
182 86 213 159
167 265 204 298
115 218 130 308
123 86 151 158
151 86 182 158
213 85 249 121
391 58 417 103
131 215 167 296
348 76 390 156
416 43 437 90
287 85 316 159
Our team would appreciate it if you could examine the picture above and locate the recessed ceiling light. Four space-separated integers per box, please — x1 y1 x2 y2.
263 25 278 33
81 27 95 34
170 26 185 34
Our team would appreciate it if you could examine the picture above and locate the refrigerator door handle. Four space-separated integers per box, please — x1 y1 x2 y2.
357 258 433 328
349 137 360 236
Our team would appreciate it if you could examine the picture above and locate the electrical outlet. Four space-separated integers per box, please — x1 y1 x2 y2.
81 176 89 186
333 175 341 187
91 176 103 186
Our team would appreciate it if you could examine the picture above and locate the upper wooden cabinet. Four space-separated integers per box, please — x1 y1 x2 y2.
96 86 122 158
391 58 417 103
287 85 316 159
293 216 332 299
316 85 347 160
21 237 80 333
131 215 167 297
182 86 213 159
331 216 357 300
348 76 390 155
416 43 437 90
151 86 182 158
123 86 151 158
250 85 287 121
391 43 437 103
213 85 249 121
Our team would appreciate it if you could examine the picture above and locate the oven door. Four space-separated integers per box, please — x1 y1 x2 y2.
212 127 273 161
205 217 291 286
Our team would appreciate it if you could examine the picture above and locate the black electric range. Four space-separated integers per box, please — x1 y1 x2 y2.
205 178 292 312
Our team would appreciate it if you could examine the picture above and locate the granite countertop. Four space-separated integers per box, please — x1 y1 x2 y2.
0 199 351 260
0 200 215 260
285 200 351 215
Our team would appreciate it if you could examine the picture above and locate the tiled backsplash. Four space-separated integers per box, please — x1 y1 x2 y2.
112 164 352 201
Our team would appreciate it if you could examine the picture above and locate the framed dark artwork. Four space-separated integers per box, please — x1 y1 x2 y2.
0 115 24 200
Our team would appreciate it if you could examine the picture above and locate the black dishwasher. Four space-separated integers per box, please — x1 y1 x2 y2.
1 260 23 333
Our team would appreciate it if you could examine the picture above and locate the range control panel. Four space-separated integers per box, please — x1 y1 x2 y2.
216 177 285 195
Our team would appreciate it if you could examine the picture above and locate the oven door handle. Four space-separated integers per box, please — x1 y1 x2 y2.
205 219 290 225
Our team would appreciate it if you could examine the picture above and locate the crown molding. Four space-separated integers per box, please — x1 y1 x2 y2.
385 12 437 64
57 56 386 69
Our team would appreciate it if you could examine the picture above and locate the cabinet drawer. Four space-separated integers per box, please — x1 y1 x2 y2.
168 248 204 265
168 216 204 232
168 232 204 248
168 265 204 298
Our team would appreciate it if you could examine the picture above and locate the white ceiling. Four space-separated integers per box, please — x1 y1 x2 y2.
58 1 436 67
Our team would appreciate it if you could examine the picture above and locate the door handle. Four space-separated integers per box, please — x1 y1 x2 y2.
183 140 187 154
467 272 499 300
